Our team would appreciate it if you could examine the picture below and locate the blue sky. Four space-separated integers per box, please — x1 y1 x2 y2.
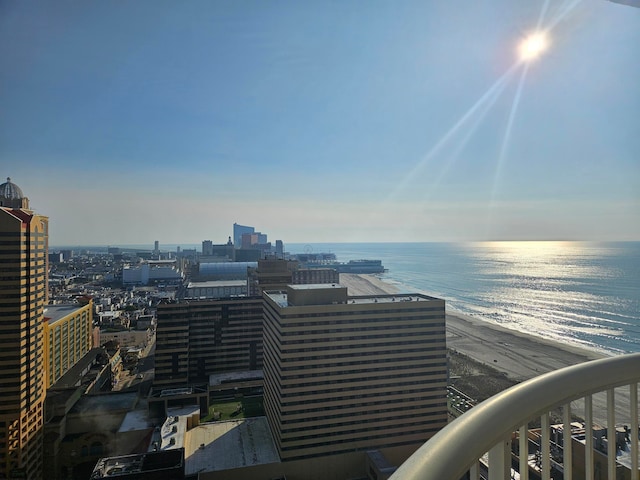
2 1 638 246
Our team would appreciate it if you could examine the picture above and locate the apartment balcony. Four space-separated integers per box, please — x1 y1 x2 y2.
390 352 640 480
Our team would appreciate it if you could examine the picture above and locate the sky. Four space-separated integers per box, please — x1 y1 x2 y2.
1 1 639 246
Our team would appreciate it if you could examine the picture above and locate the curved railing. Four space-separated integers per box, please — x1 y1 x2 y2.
390 352 640 480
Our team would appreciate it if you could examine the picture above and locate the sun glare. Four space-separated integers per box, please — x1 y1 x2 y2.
518 31 549 62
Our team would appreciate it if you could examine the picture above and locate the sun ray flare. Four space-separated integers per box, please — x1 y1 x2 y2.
386 63 519 203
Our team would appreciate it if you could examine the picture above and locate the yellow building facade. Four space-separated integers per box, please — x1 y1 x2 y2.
43 301 94 388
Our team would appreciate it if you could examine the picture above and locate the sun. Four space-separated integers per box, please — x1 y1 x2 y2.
518 31 550 62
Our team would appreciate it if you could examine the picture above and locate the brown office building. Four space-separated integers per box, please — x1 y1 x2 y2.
154 298 264 387
262 284 448 461
247 258 340 296
0 178 48 479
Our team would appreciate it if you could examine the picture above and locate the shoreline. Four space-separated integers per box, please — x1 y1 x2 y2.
340 273 605 382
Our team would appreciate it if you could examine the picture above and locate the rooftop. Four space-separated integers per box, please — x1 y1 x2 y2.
118 407 153 433
348 294 435 304
44 303 86 325
184 417 279 475
209 369 263 386
287 283 344 291
147 407 200 456
69 392 138 416
186 279 247 288
48 347 105 390
265 287 438 308
90 449 183 479
0 177 24 199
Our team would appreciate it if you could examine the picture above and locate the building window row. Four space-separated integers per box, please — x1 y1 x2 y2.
279 352 446 372
268 335 444 356
280 364 447 386
281 414 447 439
280 422 445 451
280 384 445 409
274 305 443 321
280 401 447 426
278 325 444 340
280 378 445 398
278 346 445 363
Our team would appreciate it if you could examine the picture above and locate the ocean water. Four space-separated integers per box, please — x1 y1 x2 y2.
290 242 640 356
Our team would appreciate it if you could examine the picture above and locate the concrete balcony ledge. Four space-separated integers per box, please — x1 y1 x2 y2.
390 352 640 480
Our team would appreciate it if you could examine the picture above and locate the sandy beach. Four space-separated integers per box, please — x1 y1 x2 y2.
340 273 605 382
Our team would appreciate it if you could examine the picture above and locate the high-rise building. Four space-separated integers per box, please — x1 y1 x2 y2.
154 298 264 387
247 259 298 296
291 267 339 285
233 223 254 249
241 232 259 249
0 178 48 479
200 238 234 260
262 284 448 461
202 240 213 256
43 301 94 388
246 259 340 296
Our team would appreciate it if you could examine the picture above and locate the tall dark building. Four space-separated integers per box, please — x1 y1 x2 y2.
0 178 48 479
154 298 264 387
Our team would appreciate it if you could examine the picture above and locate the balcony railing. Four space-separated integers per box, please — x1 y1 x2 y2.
390 352 640 480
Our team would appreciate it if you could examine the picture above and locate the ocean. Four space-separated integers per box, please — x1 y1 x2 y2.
290 242 640 356
60 241 639 355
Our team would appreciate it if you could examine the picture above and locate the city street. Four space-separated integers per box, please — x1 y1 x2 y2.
114 336 155 391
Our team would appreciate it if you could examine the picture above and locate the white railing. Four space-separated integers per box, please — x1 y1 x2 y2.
390 352 640 480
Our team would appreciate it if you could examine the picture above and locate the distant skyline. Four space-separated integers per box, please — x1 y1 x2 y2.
2 1 639 245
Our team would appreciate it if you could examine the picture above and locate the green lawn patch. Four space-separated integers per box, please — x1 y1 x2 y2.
203 396 264 422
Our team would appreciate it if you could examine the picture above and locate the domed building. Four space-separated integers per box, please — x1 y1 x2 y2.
0 175 46 479
0 177 30 209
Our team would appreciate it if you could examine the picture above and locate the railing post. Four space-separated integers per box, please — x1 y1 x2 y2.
519 425 529 480
607 389 616 480
541 413 551 480
632 382 638 480
469 461 480 480
563 404 572 480
586 394 594 480
488 436 511 480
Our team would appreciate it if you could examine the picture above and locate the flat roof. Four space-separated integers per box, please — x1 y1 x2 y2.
159 387 193 397
265 290 438 308
348 294 435 304
49 347 104 390
118 408 153 433
288 283 344 290
44 303 86 324
90 450 183 479
160 408 192 451
264 292 289 307
69 392 138 415
148 407 201 454
184 417 279 475
209 370 263 386
187 280 247 288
